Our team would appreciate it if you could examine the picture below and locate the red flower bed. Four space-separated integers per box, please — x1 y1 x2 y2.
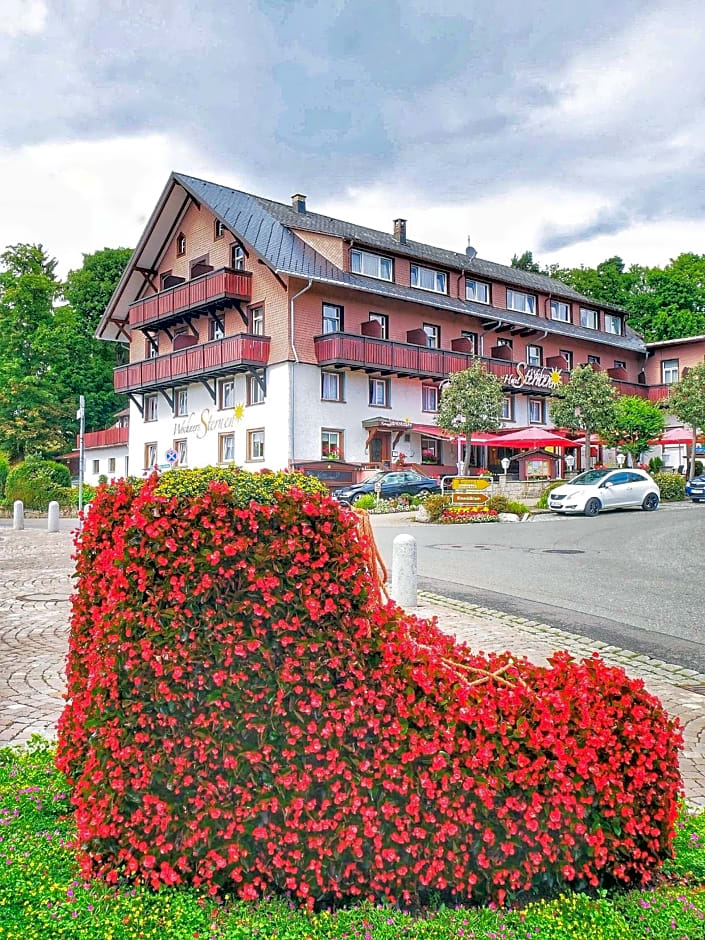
56 469 683 908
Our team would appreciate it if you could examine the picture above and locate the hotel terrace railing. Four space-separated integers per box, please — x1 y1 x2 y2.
78 426 129 449
128 267 252 329
114 334 270 394
314 333 672 400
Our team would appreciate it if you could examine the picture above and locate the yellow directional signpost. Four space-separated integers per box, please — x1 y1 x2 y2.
451 477 492 506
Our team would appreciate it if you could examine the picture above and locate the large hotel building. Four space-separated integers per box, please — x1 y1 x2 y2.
93 173 699 486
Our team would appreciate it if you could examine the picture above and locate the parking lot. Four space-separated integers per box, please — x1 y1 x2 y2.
372 502 705 672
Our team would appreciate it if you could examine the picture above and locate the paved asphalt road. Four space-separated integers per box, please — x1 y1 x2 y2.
372 503 705 673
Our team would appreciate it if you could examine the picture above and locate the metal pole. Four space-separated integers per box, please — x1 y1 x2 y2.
77 395 85 525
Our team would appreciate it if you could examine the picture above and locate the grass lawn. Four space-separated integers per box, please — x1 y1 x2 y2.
1 737 703 939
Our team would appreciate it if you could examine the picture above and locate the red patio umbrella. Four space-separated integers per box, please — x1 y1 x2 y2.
650 426 698 445
481 427 580 449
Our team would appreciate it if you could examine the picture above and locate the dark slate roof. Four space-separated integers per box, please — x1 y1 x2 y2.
172 173 645 354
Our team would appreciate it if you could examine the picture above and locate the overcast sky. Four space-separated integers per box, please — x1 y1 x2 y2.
2 0 704 275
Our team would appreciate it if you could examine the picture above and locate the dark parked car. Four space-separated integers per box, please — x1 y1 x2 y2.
333 469 441 504
686 474 705 502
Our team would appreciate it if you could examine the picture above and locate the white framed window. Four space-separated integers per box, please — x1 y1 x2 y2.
588 355 601 365
506 289 536 315
559 349 573 370
176 233 186 256
465 279 490 304
369 378 389 407
250 305 264 335
526 344 543 366
422 385 439 412
423 323 440 348
350 249 393 281
219 379 235 410
322 303 343 334
219 433 235 463
144 442 157 469
496 337 513 349
144 394 158 422
420 436 441 465
321 371 343 401
662 358 679 384
551 300 570 322
214 219 225 239
614 359 627 370
145 336 159 359
231 244 245 270
92 459 100 475
174 387 188 417
369 312 389 338
321 428 343 460
605 313 622 335
108 457 116 473
501 396 513 420
174 438 188 466
209 319 225 341
247 429 265 461
411 264 447 294
528 399 543 424
461 330 478 354
247 374 265 405
580 307 599 330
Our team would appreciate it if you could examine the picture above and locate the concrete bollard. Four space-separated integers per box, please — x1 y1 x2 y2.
390 533 417 609
13 500 24 530
47 501 60 533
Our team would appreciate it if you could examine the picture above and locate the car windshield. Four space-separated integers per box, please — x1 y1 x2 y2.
367 472 387 483
571 469 612 485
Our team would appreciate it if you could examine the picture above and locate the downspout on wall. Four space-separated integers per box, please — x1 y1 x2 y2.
288 278 313 467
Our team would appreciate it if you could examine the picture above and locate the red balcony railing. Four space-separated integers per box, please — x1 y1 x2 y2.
78 427 129 449
129 268 252 328
114 334 270 393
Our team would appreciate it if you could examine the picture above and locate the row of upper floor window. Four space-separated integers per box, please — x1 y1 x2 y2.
142 375 265 421
169 223 623 336
349 248 624 335
143 427 264 469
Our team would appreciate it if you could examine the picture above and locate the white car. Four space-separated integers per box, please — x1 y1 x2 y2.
548 468 660 517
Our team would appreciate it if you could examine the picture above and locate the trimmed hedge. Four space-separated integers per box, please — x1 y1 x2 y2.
57 468 683 909
652 472 686 501
5 457 71 510
0 452 8 500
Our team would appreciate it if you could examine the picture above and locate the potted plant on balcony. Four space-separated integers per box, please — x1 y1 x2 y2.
421 448 437 464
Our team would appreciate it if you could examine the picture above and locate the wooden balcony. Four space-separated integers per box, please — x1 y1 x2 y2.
78 427 129 449
114 334 270 394
612 380 670 402
128 267 252 330
314 333 520 381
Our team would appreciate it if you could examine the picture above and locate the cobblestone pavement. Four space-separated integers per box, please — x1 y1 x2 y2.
1 527 703 807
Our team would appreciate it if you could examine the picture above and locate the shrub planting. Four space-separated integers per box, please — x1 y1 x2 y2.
537 481 564 509
442 506 499 522
350 493 376 510
57 467 683 910
5 457 72 510
652 471 686 501
485 495 530 515
0 452 9 500
422 493 451 520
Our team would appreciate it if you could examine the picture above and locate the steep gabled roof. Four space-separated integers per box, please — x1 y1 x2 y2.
97 172 645 354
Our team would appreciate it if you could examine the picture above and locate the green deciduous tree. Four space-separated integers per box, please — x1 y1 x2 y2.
667 362 705 480
603 395 665 466
510 250 540 272
549 365 618 472
436 361 505 474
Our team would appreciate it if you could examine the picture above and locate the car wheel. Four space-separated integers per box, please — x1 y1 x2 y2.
417 489 432 498
584 498 601 517
350 493 366 505
642 493 659 511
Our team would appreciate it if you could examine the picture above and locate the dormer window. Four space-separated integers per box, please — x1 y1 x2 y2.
350 249 392 281
176 233 186 256
411 264 447 294
604 313 623 335
214 219 225 239
231 243 245 270
465 279 490 304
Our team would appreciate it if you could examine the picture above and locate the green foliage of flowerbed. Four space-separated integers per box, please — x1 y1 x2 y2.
485 495 530 515
1 739 704 939
652 471 687 501
537 481 564 509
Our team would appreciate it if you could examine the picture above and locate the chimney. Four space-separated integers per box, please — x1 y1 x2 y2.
393 218 407 244
465 237 477 260
291 193 306 214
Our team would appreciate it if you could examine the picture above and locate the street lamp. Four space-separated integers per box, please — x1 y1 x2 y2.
616 453 625 468
501 457 510 473
565 453 575 474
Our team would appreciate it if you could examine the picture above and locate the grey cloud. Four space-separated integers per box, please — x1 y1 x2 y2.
2 0 704 254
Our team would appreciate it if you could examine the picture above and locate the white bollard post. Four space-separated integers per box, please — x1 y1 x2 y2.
391 533 417 609
13 500 24 530
47 501 60 533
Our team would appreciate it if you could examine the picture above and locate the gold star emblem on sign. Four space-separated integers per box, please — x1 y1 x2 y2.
233 403 245 420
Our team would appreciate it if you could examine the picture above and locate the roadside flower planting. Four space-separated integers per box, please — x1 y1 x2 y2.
441 506 499 522
57 467 683 910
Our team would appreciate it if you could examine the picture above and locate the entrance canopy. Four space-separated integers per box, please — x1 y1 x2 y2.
481 427 580 449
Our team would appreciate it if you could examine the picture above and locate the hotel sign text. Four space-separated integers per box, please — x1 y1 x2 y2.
505 362 563 391
173 408 236 439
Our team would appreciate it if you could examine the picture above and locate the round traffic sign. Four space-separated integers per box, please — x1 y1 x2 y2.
165 448 179 466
